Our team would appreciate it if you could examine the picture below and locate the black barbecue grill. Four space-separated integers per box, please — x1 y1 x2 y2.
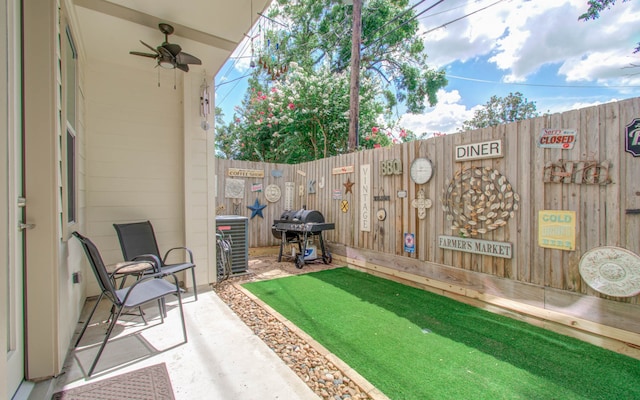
272 208 334 268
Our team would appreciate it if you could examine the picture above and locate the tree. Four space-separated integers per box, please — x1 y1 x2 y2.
218 0 447 163
460 92 539 131
579 0 639 53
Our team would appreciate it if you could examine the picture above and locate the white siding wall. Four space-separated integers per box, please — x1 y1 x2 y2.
84 62 185 295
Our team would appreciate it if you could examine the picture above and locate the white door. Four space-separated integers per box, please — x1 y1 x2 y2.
5 0 26 396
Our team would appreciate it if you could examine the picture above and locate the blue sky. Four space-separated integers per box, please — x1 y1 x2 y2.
215 0 640 134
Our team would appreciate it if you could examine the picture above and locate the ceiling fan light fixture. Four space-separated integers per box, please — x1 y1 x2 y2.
159 60 175 69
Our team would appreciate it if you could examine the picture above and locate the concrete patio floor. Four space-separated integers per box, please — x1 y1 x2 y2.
27 283 320 400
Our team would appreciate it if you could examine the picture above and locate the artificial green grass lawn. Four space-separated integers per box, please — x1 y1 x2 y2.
242 267 640 400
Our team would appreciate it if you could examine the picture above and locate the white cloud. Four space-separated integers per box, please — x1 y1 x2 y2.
400 89 477 134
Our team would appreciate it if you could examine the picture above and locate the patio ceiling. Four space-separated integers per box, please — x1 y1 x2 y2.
73 0 271 75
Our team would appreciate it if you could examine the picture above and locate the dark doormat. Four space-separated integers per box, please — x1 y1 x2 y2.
51 363 175 400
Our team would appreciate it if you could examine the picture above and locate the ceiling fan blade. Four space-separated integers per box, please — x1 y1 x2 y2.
140 40 159 54
176 64 189 72
130 51 158 59
163 43 182 57
176 52 202 65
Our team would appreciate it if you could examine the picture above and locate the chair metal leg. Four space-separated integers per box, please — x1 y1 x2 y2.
75 293 104 347
191 268 198 300
175 287 188 342
88 305 123 376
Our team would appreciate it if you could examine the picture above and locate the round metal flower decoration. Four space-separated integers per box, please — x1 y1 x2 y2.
441 167 519 237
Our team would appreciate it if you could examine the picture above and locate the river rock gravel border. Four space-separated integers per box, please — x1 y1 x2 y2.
212 255 388 400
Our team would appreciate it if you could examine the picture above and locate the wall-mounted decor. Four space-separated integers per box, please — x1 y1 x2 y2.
410 158 433 184
438 236 512 259
297 170 306 177
332 189 342 200
380 159 403 176
441 167 519 237
625 118 640 157
543 160 611 184
404 233 415 253
247 198 267 219
216 204 226 215
232 199 242 215
455 139 503 161
264 184 281 203
298 185 304 197
361 164 371 232
376 208 387 221
225 178 245 199
537 129 576 149
308 179 316 194
284 182 294 211
332 165 354 175
579 246 640 297
340 200 349 213
318 177 325 188
228 168 264 178
398 190 407 198
344 177 355 194
538 210 576 251
251 183 263 192
411 189 432 219
271 169 283 178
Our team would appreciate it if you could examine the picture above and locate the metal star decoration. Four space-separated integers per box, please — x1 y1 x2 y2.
247 198 267 219
343 177 355 194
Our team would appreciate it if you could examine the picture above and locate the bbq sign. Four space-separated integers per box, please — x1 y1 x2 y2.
625 118 640 157
537 129 576 149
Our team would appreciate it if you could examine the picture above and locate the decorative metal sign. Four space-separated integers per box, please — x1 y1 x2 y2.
361 164 371 232
625 118 640 157
455 139 502 162
225 178 245 199
543 160 611 184
333 189 342 200
374 195 391 201
271 169 283 178
376 208 387 221
441 167 519 237
251 183 263 192
579 246 640 297
411 189 432 219
297 170 306 177
332 165 354 175
308 179 316 194
410 158 433 184
404 233 415 253
438 236 513 259
340 200 349 213
380 159 402 176
538 129 577 149
343 177 355 194
284 182 294 211
228 168 264 178
264 184 281 203
538 210 576 251
397 190 407 198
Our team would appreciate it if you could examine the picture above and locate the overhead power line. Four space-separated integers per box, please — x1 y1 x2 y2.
447 74 640 89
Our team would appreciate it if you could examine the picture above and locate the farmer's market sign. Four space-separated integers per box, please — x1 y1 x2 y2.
438 236 513 259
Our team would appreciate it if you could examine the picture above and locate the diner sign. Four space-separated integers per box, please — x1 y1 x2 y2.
228 168 265 178
438 236 512 259
538 129 577 149
455 139 503 161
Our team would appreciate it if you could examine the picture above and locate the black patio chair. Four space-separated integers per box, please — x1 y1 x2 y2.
72 231 187 376
113 221 198 300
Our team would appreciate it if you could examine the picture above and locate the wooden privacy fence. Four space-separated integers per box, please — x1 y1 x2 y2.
216 97 640 331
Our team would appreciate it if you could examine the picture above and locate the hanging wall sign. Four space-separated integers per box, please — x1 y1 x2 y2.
438 236 513 259
537 129 577 149
625 118 640 157
332 165 354 175
228 168 264 178
284 182 294 211
251 183 263 192
297 170 306 177
404 233 415 253
410 158 433 184
455 139 503 161
361 164 371 232
271 169 283 178
333 189 342 200
397 190 407 198
380 159 403 176
340 200 349 213
538 210 576 251
543 160 611 184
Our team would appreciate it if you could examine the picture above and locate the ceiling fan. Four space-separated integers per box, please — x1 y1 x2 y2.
130 23 202 72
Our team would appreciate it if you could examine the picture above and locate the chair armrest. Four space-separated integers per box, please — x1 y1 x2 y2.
108 260 156 278
163 247 194 264
132 254 163 273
